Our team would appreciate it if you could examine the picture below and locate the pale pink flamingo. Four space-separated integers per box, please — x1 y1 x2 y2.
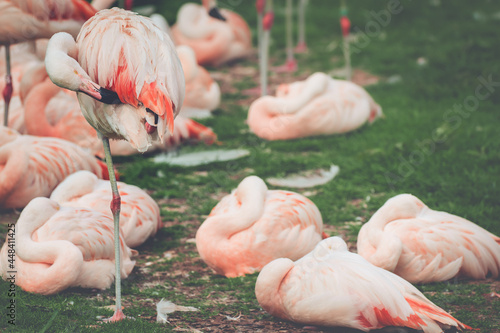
0 197 135 295
0 127 108 210
176 45 220 118
171 3 252 66
357 194 500 284
247 72 382 140
255 236 470 332
272 0 297 73
195 175 325 278
294 0 308 53
0 0 96 126
45 8 184 321
50 171 161 248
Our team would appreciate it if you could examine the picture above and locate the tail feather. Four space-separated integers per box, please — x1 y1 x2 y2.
405 297 471 331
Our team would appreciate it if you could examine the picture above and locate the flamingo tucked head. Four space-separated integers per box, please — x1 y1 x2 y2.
76 8 185 152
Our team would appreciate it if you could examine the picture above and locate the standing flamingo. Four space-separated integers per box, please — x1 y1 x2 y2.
357 194 500 284
294 0 308 53
0 197 135 295
45 8 185 321
255 236 470 332
247 72 382 140
50 171 161 248
0 127 108 209
0 0 96 126
195 176 325 277
273 0 297 73
340 2 352 80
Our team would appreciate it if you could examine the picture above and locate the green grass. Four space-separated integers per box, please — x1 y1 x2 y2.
1 0 499 331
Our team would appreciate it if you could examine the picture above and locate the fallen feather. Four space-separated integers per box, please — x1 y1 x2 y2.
266 165 340 188
157 299 199 324
153 149 250 166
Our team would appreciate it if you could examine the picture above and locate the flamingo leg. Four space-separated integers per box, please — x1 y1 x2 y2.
273 0 297 73
99 133 126 322
343 33 351 81
3 45 13 127
295 0 308 53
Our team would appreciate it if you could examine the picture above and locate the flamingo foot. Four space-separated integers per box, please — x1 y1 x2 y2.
272 58 297 73
103 309 127 322
294 41 308 53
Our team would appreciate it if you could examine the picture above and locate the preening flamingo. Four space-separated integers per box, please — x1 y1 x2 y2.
0 197 135 295
195 175 324 278
177 45 221 118
50 171 161 248
0 0 96 126
247 72 382 140
45 8 185 321
357 194 500 284
0 127 108 210
171 3 252 66
255 236 470 332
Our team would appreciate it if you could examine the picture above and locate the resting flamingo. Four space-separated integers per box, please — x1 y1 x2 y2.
247 72 382 140
177 45 221 118
0 127 108 210
0 197 135 295
0 0 96 126
357 194 500 284
171 3 252 66
50 171 161 248
45 8 185 321
195 175 325 278
255 236 470 332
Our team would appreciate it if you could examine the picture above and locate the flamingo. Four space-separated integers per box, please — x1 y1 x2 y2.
339 1 352 81
0 197 135 295
247 72 382 141
255 236 470 332
0 0 96 127
195 175 325 278
171 3 252 66
0 127 108 210
272 0 297 73
44 8 185 321
50 171 161 248
357 194 500 284
294 0 308 53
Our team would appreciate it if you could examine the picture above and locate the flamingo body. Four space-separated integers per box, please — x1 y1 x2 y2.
196 176 324 277
357 194 500 283
255 236 469 332
0 197 134 295
171 3 252 66
0 127 107 209
50 171 161 248
247 72 382 140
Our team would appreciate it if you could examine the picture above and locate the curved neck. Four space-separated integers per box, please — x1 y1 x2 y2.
24 79 62 137
0 143 29 207
369 194 425 229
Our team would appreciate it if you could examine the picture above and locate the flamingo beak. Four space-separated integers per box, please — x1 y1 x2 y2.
79 78 121 104
208 7 226 21
145 108 159 134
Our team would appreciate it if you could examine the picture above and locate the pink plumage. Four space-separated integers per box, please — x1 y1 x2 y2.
0 197 135 295
357 194 500 283
196 176 324 277
255 236 470 332
50 171 161 248
0 127 107 209
247 72 382 140
171 3 252 66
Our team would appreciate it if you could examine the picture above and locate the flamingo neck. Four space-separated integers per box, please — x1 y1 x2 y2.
0 143 29 207
24 79 62 137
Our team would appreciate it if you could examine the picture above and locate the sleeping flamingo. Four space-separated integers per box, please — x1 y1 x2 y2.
0 127 108 210
171 3 252 66
255 236 470 332
0 0 96 126
45 8 185 321
357 194 500 284
247 72 382 140
0 197 135 295
177 45 221 118
195 175 325 278
50 171 161 248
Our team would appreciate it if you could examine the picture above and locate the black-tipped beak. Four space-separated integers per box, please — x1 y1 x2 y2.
209 7 226 21
98 87 122 104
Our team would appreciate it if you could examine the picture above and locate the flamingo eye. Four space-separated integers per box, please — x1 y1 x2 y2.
146 108 159 125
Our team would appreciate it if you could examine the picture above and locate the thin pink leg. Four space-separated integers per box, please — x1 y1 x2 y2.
3 45 13 127
272 0 297 73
